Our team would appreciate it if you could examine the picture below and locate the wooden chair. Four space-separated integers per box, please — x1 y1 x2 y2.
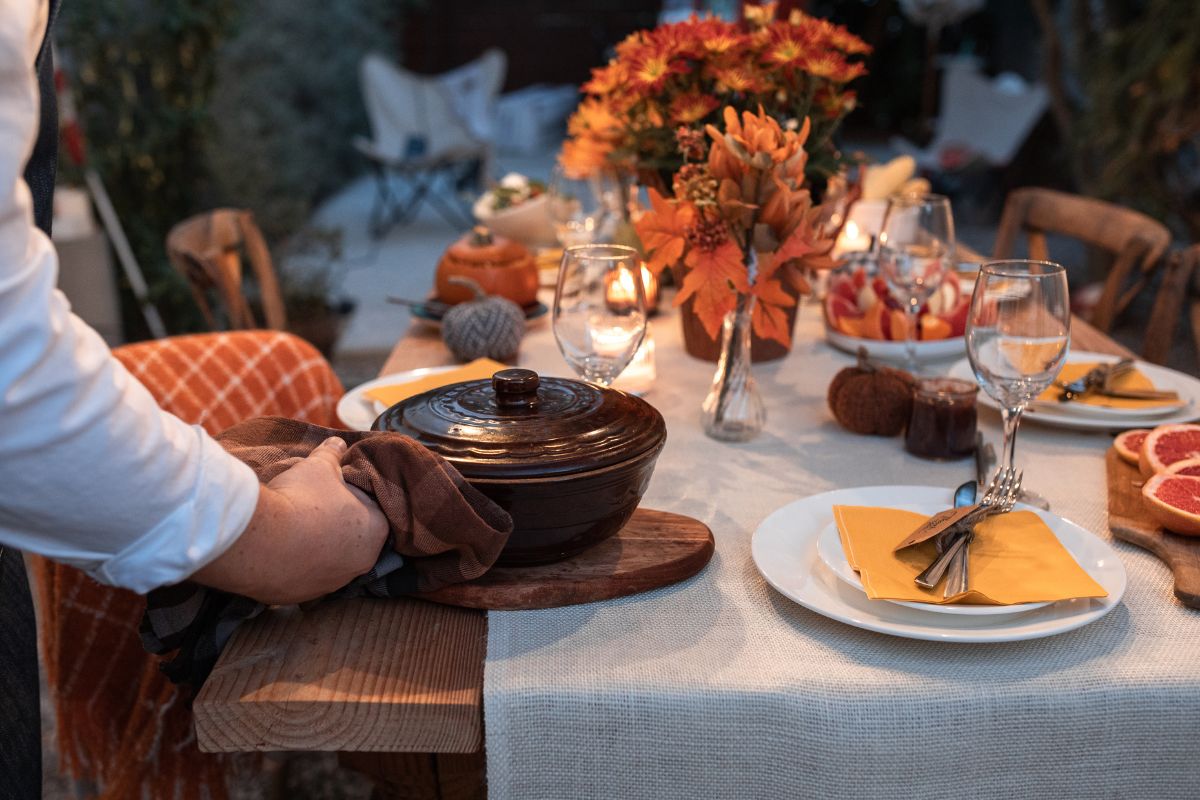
993 188 1172 336
166 209 287 332
32 331 344 798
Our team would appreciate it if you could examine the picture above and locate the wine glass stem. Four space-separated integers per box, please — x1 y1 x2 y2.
905 300 920 374
1000 404 1023 472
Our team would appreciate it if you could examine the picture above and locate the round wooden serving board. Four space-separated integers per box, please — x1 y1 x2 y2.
412 508 714 611
1106 447 1200 609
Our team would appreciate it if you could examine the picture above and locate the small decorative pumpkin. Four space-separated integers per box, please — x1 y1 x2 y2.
827 347 915 436
441 277 525 363
435 226 539 307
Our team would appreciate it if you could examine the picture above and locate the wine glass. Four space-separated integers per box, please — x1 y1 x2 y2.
966 259 1070 472
876 193 956 372
548 166 603 248
553 244 647 387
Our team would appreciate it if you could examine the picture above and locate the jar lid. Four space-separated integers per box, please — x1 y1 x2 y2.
372 368 667 480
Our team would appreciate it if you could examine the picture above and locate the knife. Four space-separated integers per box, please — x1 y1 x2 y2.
1089 387 1181 401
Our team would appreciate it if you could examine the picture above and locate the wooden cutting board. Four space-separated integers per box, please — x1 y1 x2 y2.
411 508 714 611
1106 448 1200 608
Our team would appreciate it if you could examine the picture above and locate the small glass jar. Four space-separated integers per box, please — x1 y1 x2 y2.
905 378 978 460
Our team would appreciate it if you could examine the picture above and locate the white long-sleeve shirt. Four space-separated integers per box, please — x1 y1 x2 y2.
0 0 259 593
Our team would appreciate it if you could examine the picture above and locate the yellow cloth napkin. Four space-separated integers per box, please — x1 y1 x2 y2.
364 358 508 407
833 505 1108 605
1036 362 1180 409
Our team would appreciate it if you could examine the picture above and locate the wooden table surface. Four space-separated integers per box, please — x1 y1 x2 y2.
193 300 1133 793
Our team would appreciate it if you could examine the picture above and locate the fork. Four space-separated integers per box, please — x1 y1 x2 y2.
943 470 1024 597
915 468 1020 590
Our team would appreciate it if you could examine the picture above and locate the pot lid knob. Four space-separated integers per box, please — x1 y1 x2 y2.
492 368 540 411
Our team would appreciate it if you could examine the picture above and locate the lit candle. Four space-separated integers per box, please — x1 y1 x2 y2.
605 265 659 313
833 219 871 258
612 324 656 395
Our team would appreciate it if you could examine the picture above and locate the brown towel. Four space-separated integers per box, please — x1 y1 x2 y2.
141 416 512 688
219 416 512 589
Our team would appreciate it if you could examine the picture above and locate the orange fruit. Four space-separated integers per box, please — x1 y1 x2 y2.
1164 457 1200 477
1142 473 1200 536
1112 429 1150 466
1139 424 1200 477
919 315 952 341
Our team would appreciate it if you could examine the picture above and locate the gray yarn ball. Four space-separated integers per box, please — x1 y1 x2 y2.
441 296 526 362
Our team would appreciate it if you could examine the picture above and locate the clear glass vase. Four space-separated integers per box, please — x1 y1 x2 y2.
701 292 766 442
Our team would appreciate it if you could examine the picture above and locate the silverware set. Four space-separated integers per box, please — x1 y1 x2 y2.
913 468 1024 593
1054 358 1179 402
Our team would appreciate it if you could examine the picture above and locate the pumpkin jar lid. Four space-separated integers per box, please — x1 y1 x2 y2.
443 226 532 266
373 369 666 481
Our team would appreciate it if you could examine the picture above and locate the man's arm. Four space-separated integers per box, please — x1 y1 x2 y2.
0 1 386 602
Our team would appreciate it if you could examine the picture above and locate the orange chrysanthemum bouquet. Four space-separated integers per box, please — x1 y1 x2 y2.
560 3 870 186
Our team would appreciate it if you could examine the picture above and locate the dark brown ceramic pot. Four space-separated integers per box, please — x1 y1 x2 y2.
372 368 667 566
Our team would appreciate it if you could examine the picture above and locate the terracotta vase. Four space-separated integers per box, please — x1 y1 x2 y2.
678 264 803 363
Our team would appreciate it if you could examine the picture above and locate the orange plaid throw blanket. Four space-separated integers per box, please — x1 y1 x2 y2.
33 332 344 799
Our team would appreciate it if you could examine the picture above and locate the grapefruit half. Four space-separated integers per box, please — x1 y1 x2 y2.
1142 473 1200 536
1164 458 1200 478
1139 424 1200 477
1113 429 1149 466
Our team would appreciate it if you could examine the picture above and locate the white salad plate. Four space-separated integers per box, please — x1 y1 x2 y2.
751 485 1126 643
825 328 966 362
336 366 458 431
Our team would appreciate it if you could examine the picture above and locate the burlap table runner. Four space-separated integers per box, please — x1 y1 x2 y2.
482 312 1200 800
142 416 512 686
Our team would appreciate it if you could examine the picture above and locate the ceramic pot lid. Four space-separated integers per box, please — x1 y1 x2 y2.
373 368 666 480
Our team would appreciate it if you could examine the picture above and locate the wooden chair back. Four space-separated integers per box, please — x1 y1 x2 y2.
993 188 1172 333
166 209 287 331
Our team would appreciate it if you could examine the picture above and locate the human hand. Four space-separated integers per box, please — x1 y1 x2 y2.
191 437 390 604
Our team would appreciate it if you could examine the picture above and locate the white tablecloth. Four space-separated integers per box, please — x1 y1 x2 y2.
484 306 1198 799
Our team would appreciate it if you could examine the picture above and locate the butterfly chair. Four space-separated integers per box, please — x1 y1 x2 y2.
166 209 287 333
891 56 1050 171
32 331 343 799
355 49 507 236
992 187 1175 362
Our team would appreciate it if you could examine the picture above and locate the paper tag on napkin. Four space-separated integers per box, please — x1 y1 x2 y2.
892 504 979 551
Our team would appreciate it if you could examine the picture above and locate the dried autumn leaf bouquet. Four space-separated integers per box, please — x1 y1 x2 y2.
635 107 839 347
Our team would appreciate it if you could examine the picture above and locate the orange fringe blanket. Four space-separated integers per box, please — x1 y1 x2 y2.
32 331 344 799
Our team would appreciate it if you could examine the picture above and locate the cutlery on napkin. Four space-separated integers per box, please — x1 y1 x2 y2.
363 358 508 408
833 505 1107 605
1043 361 1182 408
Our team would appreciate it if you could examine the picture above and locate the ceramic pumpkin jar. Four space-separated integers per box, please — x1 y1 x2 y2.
435 226 539 307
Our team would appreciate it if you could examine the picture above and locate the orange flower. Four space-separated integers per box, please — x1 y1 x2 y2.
805 51 867 83
582 62 626 96
762 26 814 70
567 98 622 141
707 64 766 94
627 48 688 93
706 106 810 176
558 136 614 180
743 1 778 29
670 92 720 125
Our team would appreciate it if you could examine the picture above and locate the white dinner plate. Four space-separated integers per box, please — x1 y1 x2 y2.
751 486 1126 643
815 520 1050 617
336 366 458 431
947 352 1200 431
825 327 965 362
